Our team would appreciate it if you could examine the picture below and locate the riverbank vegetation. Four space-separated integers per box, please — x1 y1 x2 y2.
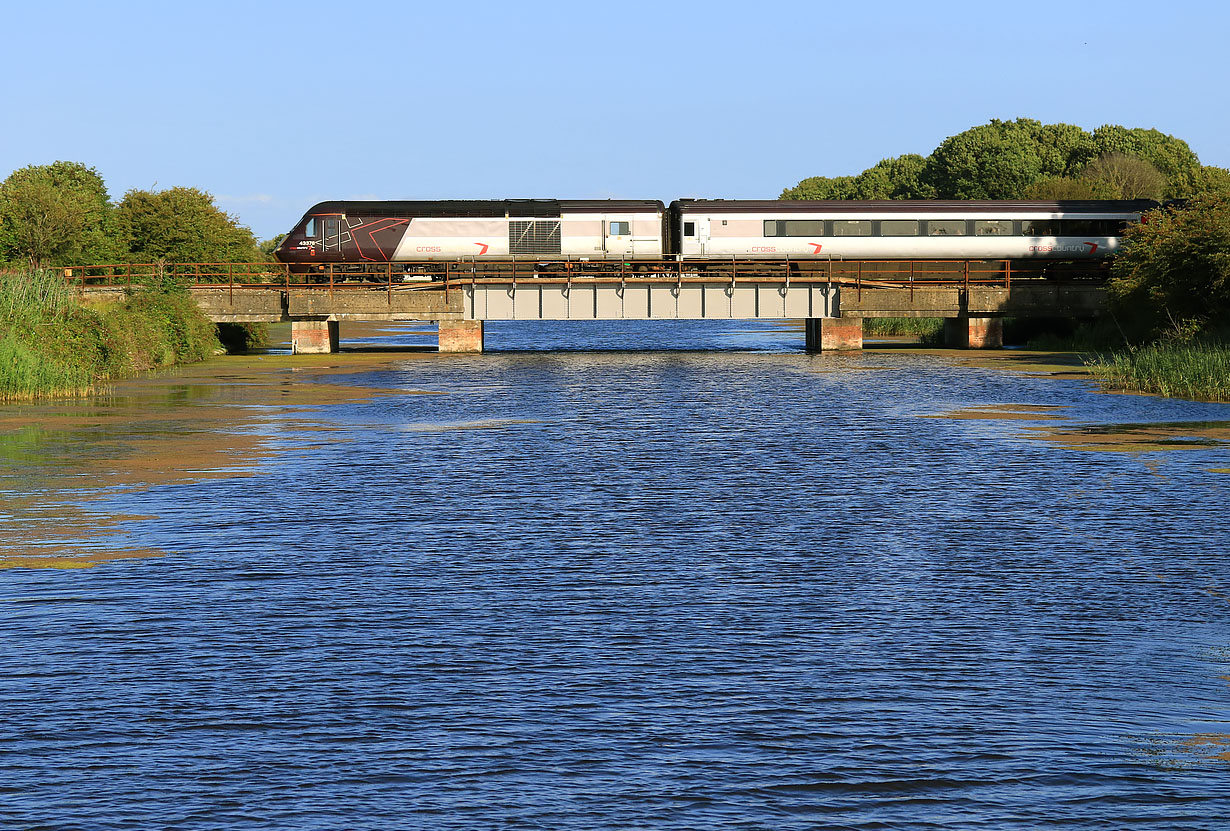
0 269 221 400
1085 341 1230 402
0 162 273 393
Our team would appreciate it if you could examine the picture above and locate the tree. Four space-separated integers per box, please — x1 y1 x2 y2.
0 161 120 268
1109 195 1230 337
781 155 932 200
116 187 260 263
780 120 1221 203
781 175 860 200
1078 152 1168 200
258 233 287 260
1024 176 1103 200
1089 126 1201 197
1192 165 1230 199
919 118 1082 199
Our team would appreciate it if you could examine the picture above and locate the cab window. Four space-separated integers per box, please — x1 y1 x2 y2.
304 217 317 237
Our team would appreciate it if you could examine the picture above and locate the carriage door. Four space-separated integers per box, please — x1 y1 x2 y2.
685 217 711 256
322 215 345 259
603 216 633 258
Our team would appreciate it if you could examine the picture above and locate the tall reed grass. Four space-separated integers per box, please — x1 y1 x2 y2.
863 317 944 339
0 270 221 400
1085 342 1230 402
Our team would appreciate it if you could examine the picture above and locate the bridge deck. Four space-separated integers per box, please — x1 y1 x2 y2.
68 258 1108 323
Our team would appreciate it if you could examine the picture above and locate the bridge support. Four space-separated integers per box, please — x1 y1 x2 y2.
805 317 863 351
291 319 339 354
944 316 1003 349
439 319 484 353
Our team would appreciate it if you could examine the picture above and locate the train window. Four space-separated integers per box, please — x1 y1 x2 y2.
1021 220 1062 236
832 220 872 237
783 220 825 236
1063 219 1120 235
974 220 1013 236
684 221 696 236
765 220 827 236
304 218 317 237
927 220 966 236
609 221 630 236
880 220 919 236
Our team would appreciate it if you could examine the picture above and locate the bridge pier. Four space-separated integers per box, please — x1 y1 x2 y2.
291 319 339 354
805 317 863 351
944 316 1003 349
439 319 484 353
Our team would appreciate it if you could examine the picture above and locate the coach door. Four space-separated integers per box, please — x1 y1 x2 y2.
682 216 710 255
603 216 633 258
321 215 345 258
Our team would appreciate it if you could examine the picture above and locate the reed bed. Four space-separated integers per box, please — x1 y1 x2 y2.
1085 343 1230 402
0 270 221 400
863 317 944 339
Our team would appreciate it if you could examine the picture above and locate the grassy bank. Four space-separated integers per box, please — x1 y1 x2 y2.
1085 342 1230 402
0 270 222 400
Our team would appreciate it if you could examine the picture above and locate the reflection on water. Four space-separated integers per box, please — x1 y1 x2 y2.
2 320 1230 829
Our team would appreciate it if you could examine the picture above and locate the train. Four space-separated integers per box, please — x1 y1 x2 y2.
273 198 1157 271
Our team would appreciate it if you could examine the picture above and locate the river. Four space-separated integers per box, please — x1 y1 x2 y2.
3 320 1229 829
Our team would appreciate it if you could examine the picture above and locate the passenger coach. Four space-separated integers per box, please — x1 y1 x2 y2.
668 199 1156 260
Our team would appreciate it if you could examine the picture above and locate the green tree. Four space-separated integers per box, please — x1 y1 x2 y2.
1024 176 1103 199
0 161 120 268
781 155 932 200
919 118 1087 199
1089 126 1201 197
1192 165 1230 199
781 174 860 199
116 187 260 263
258 232 286 260
1078 152 1168 200
1109 195 1230 337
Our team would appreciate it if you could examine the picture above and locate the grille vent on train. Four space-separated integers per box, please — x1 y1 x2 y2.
509 220 561 255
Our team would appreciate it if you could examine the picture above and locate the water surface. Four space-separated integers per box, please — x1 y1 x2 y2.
3 320 1229 829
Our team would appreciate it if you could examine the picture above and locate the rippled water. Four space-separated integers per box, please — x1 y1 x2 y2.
4 321 1230 829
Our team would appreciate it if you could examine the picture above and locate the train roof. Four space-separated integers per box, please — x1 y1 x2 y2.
670 199 1159 214
303 199 665 218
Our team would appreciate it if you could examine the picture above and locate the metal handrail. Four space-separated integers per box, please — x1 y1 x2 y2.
63 258 1109 292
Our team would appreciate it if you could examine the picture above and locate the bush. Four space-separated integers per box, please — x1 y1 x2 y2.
1109 195 1230 340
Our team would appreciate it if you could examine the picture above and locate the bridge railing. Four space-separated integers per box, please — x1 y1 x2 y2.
64 258 1111 293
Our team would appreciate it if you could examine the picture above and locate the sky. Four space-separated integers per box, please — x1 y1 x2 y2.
2 0 1228 241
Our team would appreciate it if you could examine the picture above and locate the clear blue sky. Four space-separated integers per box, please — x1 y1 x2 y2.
2 0 1227 241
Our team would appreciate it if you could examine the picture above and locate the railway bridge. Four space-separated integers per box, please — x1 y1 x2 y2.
68 259 1109 353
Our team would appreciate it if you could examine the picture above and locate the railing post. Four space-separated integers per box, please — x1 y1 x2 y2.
1005 259 1011 290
